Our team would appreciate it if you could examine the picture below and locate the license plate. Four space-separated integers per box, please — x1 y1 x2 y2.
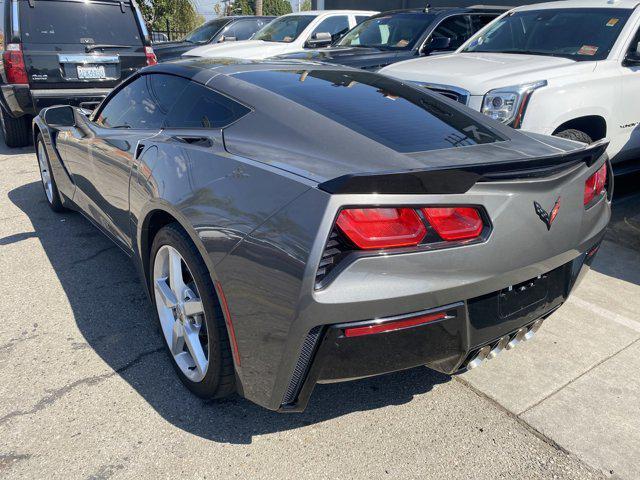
77 65 106 79
499 274 549 318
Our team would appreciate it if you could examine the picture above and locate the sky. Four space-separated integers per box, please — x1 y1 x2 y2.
192 0 303 19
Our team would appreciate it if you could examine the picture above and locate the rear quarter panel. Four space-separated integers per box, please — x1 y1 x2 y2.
129 132 318 401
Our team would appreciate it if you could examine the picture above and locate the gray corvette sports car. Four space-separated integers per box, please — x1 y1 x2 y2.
33 59 611 412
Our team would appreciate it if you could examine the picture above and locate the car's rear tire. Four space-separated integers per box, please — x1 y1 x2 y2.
150 223 236 399
554 128 593 145
36 134 67 213
1 109 30 148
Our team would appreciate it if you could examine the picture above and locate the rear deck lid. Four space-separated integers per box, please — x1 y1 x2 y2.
18 0 147 88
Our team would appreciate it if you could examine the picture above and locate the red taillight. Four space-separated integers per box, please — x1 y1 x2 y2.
422 207 484 241
344 312 447 338
584 163 608 206
145 46 158 66
3 44 28 85
336 208 426 250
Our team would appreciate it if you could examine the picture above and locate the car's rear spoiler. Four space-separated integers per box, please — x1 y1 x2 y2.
318 140 608 195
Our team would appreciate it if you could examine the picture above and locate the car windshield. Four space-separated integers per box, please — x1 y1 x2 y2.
337 13 435 50
19 0 142 45
463 8 631 61
184 19 230 44
252 15 315 43
235 69 503 153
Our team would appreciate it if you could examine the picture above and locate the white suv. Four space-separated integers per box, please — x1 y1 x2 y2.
183 10 377 60
380 0 640 166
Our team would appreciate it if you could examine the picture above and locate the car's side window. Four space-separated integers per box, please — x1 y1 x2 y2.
225 19 260 40
165 82 250 130
626 25 640 58
311 15 350 39
96 74 188 129
431 15 473 51
355 15 369 25
470 14 497 33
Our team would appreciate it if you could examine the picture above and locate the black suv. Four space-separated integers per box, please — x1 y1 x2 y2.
154 16 275 62
276 7 508 71
0 0 156 147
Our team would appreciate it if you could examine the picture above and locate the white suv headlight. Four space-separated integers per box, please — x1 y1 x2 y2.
481 81 547 128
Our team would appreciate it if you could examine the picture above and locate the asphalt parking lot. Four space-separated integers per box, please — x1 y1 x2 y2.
1 140 639 479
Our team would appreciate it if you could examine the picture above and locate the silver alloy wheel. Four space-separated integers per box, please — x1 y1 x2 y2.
153 245 209 382
37 142 54 204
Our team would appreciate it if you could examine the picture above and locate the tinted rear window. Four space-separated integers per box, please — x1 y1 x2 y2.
19 1 142 45
234 70 503 153
167 82 251 129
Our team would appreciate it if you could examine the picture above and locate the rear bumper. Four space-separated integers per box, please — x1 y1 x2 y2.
1 85 111 116
279 241 602 413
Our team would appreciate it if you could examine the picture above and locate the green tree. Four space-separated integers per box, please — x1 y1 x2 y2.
233 0 254 15
140 0 203 33
251 0 292 17
261 0 292 16
300 0 312 11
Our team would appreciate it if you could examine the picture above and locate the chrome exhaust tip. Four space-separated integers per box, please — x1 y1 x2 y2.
488 335 510 359
524 319 544 341
506 327 528 350
467 345 491 370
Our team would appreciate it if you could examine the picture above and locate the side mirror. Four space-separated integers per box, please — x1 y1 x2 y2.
219 35 237 43
423 36 451 55
623 42 640 66
306 32 332 48
44 105 76 128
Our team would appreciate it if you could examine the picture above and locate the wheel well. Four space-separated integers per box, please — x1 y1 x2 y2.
141 209 180 288
553 116 607 141
32 124 41 146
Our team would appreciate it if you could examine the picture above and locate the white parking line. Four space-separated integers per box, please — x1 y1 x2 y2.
569 296 640 333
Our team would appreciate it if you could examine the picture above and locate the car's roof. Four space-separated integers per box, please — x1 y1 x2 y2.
282 10 378 16
515 0 640 11
373 6 509 16
148 58 344 82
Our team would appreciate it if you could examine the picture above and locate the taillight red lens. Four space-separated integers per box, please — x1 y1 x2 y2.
422 207 483 241
3 44 28 84
145 46 158 66
584 164 608 206
336 208 426 249
344 312 447 338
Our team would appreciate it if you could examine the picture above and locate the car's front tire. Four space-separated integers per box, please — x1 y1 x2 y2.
36 134 67 212
150 223 236 399
1 109 30 148
554 128 593 144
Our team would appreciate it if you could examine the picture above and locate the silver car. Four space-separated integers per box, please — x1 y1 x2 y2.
33 60 611 412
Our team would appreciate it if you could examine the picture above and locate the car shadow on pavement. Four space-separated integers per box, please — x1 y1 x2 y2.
8 181 451 445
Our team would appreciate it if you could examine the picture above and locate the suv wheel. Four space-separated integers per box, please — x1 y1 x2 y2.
0 109 30 148
554 129 593 145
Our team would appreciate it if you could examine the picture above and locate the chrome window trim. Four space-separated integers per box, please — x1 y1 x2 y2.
58 54 120 64
11 0 19 41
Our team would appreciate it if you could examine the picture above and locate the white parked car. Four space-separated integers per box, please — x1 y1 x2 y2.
380 0 640 167
183 10 377 60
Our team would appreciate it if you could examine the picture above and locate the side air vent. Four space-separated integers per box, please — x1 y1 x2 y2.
282 326 323 406
315 228 351 289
